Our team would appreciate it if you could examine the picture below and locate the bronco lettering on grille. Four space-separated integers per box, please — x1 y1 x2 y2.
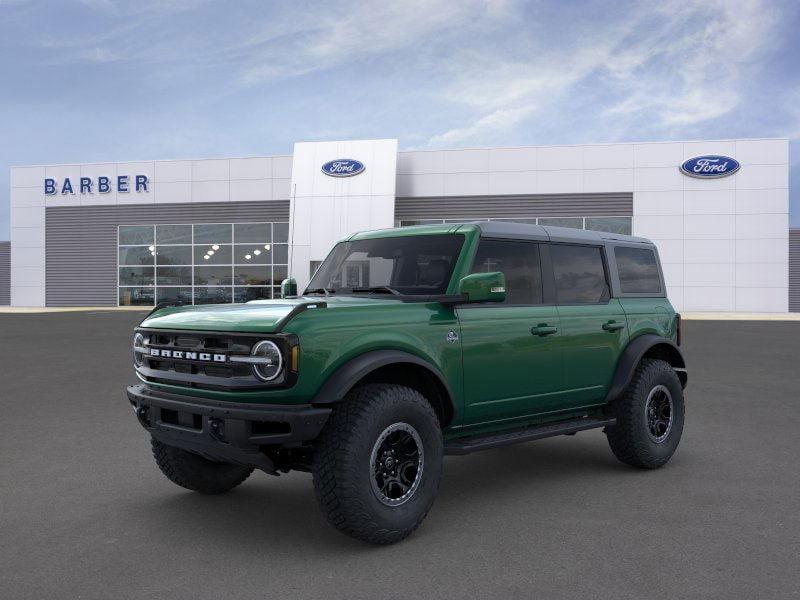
150 348 227 363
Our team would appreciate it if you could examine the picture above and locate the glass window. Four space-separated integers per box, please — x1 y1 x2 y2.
194 244 232 265
273 265 287 285
308 234 464 295
119 266 154 286
234 266 270 286
119 246 154 266
156 287 192 304
156 267 192 286
586 217 632 235
539 217 583 229
234 244 270 264
194 223 231 244
273 244 288 264
194 266 232 286
156 224 192 244
234 287 273 303
615 247 662 294
119 287 155 306
491 218 538 224
156 246 192 266
119 225 153 245
234 223 269 243
194 287 232 304
550 244 609 304
470 240 542 305
273 222 289 243
118 222 295 305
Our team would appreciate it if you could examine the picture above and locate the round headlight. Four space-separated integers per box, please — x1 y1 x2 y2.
251 340 283 381
133 332 145 367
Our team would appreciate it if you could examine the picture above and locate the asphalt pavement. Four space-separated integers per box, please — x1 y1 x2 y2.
1 312 798 599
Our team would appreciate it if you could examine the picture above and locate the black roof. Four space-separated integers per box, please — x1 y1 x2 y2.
462 221 652 245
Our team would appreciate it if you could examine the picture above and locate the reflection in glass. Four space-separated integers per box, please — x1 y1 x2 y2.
194 266 232 286
234 287 272 303
156 224 192 244
194 223 231 244
234 223 268 243
119 226 154 245
156 287 192 304
119 267 154 286
119 246 154 266
194 287 232 304
156 246 192 266
156 267 192 286
119 287 155 306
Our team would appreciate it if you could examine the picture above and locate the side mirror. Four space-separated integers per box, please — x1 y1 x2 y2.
457 272 506 303
280 278 298 298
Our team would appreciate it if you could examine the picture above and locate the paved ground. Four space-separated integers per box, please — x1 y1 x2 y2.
1 313 798 600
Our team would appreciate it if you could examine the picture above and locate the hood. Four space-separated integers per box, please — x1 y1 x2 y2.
140 295 401 333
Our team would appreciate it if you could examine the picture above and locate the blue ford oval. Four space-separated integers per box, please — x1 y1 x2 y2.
321 159 365 177
680 155 740 178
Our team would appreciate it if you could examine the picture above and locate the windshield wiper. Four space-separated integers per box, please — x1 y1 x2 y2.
351 286 402 295
305 287 334 296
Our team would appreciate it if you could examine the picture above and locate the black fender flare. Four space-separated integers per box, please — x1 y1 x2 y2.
311 349 456 425
605 334 687 403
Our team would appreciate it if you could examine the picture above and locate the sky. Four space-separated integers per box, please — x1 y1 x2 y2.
1 0 799 238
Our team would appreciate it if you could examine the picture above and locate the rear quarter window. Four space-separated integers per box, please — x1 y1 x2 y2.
614 246 663 294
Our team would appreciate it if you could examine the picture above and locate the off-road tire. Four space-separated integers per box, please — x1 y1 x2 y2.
606 358 684 469
151 438 254 494
312 383 443 545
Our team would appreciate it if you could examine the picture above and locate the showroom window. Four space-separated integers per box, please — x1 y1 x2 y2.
118 222 289 306
397 216 632 235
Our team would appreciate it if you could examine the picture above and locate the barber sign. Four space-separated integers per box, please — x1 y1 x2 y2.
680 156 740 179
321 159 365 177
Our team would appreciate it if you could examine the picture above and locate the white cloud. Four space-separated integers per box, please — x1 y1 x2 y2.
429 105 535 145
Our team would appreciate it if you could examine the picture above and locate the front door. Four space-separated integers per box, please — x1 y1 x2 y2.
547 243 628 409
458 239 563 428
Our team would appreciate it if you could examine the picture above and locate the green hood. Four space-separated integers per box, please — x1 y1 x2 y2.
140 296 400 333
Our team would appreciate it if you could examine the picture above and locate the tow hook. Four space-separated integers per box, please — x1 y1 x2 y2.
208 417 226 442
135 405 150 427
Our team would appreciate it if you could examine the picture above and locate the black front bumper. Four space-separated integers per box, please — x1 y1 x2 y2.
127 384 331 473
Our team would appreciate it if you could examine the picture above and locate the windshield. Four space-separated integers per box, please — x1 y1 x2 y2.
306 234 465 296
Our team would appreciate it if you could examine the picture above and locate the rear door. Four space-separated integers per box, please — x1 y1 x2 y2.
545 242 628 409
457 239 563 428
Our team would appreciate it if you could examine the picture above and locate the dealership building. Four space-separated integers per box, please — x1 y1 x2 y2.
3 137 796 312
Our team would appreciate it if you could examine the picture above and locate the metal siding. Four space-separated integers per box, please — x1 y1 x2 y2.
394 193 633 220
790 229 800 312
0 242 9 306
45 201 290 307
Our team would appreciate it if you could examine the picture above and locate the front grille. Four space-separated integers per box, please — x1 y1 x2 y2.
142 332 254 380
134 328 295 391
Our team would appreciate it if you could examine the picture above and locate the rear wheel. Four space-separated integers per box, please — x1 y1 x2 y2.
605 358 684 469
312 383 443 544
151 438 253 494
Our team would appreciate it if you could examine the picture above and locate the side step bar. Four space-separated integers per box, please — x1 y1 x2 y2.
444 416 616 456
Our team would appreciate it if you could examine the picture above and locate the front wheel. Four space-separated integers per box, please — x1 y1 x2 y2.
312 384 443 544
605 358 685 469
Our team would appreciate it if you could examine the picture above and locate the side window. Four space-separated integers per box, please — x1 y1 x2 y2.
550 244 609 304
470 240 542 304
615 246 663 294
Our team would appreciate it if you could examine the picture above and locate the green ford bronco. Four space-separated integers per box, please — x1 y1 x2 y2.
127 221 687 544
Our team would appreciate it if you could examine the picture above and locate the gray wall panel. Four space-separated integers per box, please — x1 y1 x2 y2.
46 201 290 307
394 193 633 220
790 229 800 312
0 242 9 306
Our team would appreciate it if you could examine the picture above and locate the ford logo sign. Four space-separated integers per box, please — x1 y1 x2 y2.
680 155 740 179
321 159 365 177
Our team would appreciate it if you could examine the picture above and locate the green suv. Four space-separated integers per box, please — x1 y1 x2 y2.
127 222 687 544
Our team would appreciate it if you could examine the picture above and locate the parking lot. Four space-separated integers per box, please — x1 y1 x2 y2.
1 312 799 599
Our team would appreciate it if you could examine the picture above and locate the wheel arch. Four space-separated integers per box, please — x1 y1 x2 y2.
606 334 687 403
311 350 457 428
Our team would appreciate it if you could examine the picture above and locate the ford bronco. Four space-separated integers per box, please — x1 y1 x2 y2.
127 221 687 544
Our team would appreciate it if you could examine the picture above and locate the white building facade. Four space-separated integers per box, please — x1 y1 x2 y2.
7 137 790 312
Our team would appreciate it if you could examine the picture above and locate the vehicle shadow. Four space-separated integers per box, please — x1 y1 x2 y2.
126 433 651 551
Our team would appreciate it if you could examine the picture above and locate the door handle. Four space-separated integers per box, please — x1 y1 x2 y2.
602 320 625 332
531 324 558 337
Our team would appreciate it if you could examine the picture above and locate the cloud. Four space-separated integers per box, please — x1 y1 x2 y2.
429 106 535 145
423 0 785 146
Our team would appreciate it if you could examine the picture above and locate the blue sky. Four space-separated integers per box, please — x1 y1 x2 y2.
1 0 799 238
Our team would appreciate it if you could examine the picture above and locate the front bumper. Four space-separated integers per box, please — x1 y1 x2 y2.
126 384 331 473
